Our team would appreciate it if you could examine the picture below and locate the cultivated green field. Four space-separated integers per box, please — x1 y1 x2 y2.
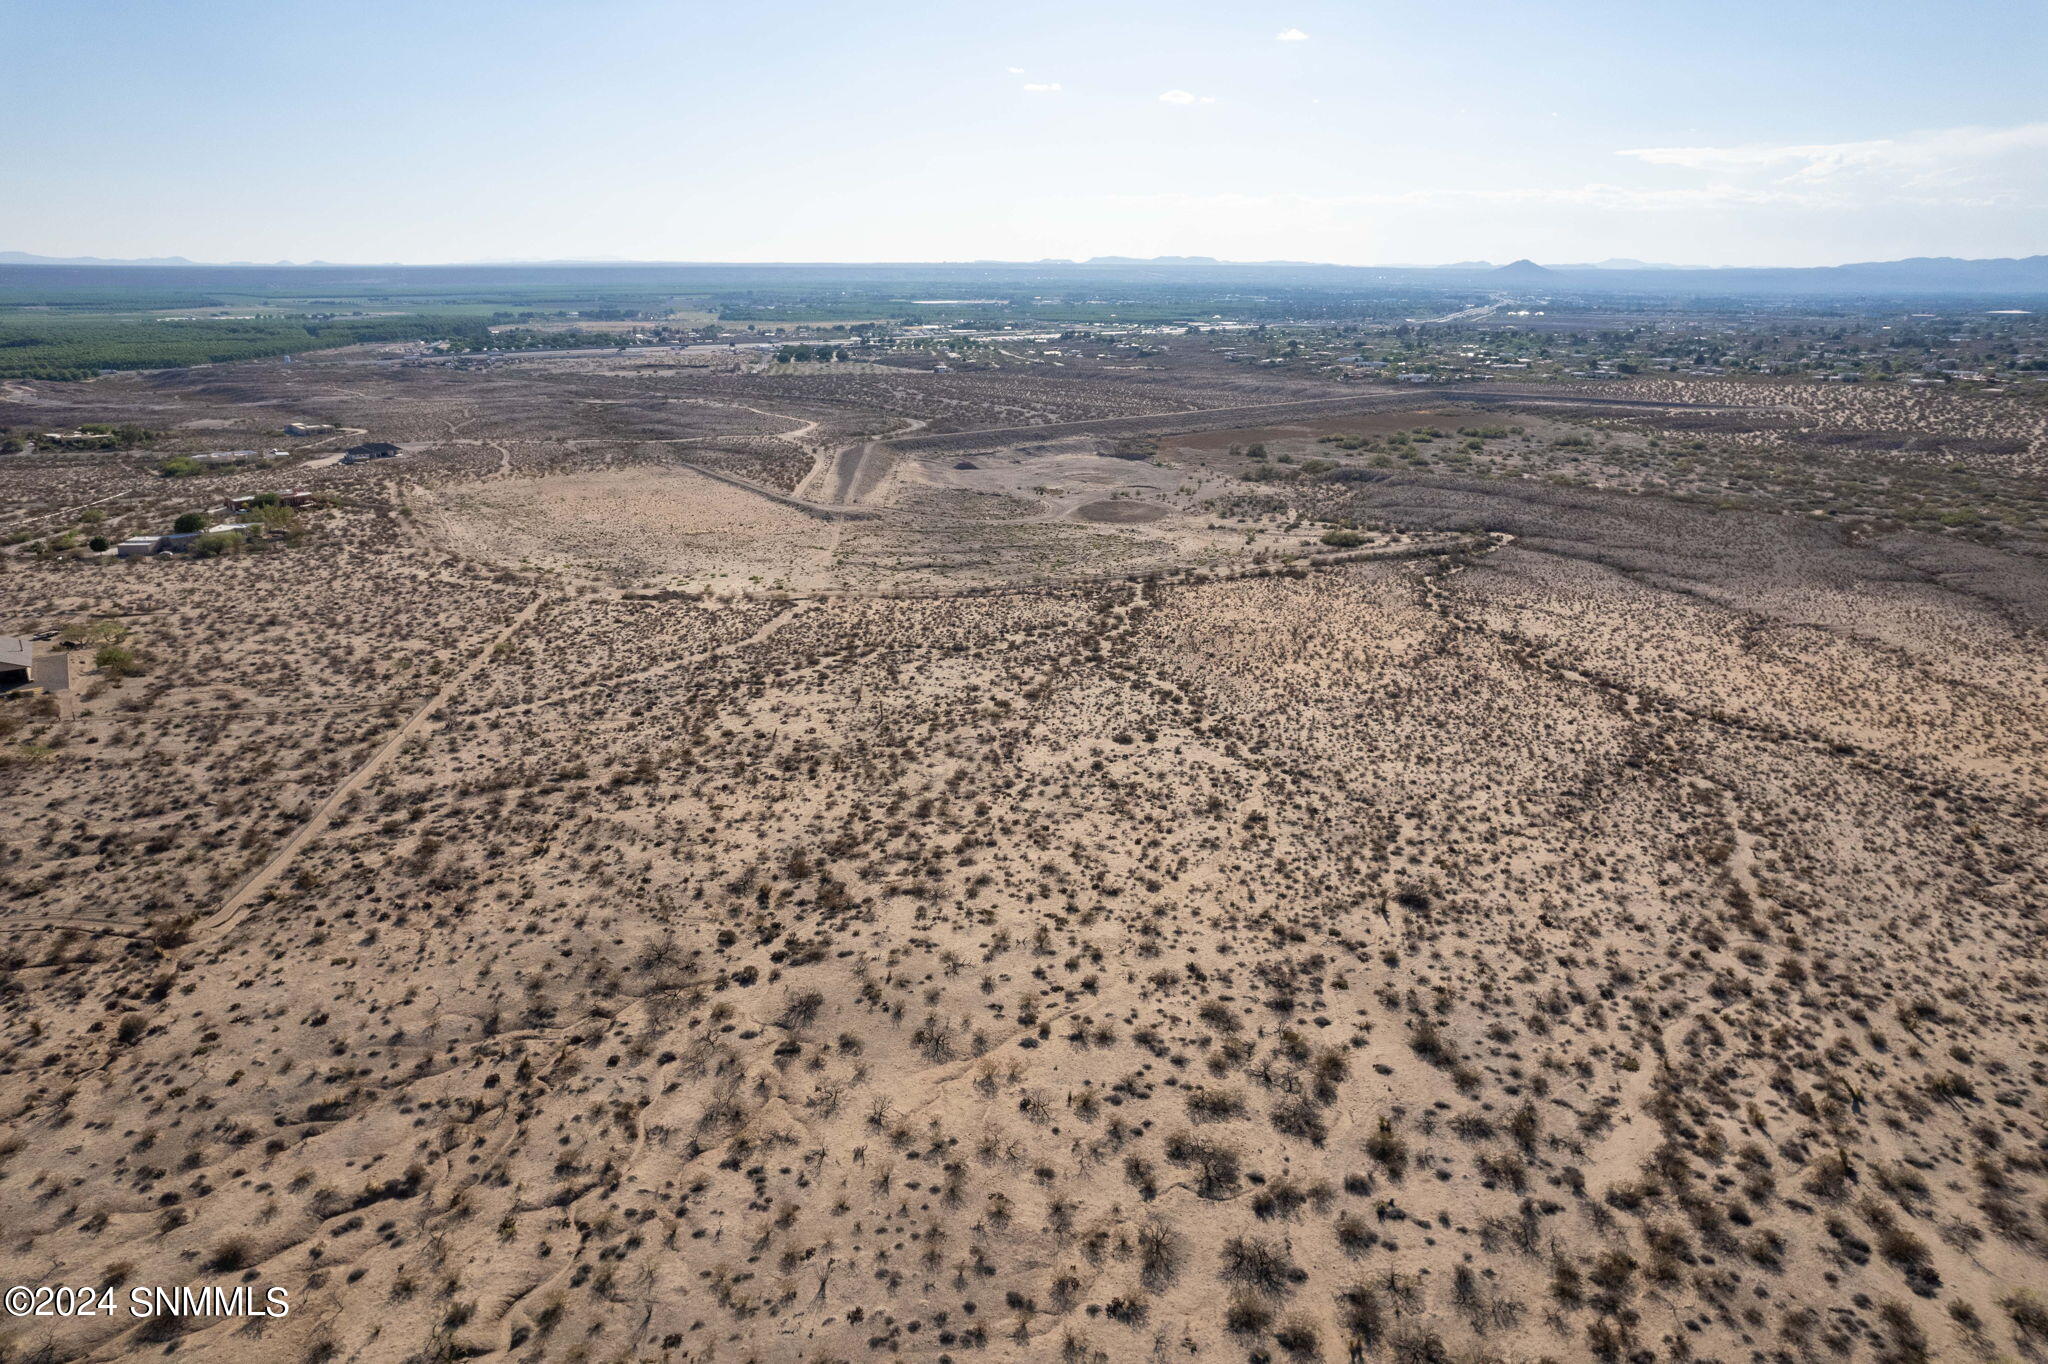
0 313 485 380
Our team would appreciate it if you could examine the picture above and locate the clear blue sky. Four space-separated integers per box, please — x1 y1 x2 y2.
7 0 2044 266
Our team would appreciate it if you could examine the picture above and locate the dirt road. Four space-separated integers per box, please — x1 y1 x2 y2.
194 593 546 942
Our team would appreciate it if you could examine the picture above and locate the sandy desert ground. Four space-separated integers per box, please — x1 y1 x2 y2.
2 344 2045 1364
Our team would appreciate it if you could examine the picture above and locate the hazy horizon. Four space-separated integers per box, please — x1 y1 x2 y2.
8 0 2046 268
7 248 2047 271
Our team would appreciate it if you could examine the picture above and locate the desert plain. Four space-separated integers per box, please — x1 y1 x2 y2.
2 336 2045 1364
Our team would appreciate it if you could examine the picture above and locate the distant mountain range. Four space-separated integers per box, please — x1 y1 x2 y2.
0 251 205 266
1075 255 1202 264
5 250 2048 296
1391 257 1698 271
0 251 349 267
1551 258 1698 271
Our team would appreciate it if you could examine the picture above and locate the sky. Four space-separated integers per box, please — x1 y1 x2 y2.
6 0 2046 267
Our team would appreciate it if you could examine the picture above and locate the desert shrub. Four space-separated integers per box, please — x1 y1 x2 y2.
1409 1018 1452 1064
1136 1217 1182 1289
1186 1088 1245 1123
1390 1328 1450 1364
1336 1282 1385 1347
2002 1290 2048 1342
1927 1072 1977 1104
1274 1316 1320 1359
96 644 144 677
1163 1131 1241 1197
206 1239 251 1272
1219 1236 1302 1297
1271 1096 1328 1145
1252 1178 1309 1221
1875 1222 1932 1273
1224 1297 1273 1335
1803 1151 1854 1201
1335 1213 1377 1254
779 990 824 1029
911 1013 955 1062
1365 1121 1409 1179
1876 1301 1930 1364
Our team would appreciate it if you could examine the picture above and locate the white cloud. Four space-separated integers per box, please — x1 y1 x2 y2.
1102 184 1835 221
1006 66 1025 74
1275 27 1309 41
1021 82 1062 93
1618 123 2048 205
1158 89 1215 105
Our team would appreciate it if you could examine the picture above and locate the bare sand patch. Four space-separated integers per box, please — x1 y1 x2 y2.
431 464 830 588
1074 498 1169 523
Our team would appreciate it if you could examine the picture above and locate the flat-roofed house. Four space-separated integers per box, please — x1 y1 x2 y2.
0 635 29 688
155 522 258 553
0 637 80 691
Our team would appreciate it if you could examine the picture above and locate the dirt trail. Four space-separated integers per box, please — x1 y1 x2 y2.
882 388 1782 458
656 396 822 446
827 441 892 504
0 914 145 939
803 416 927 505
714 600 814 655
10 488 136 533
193 594 546 943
